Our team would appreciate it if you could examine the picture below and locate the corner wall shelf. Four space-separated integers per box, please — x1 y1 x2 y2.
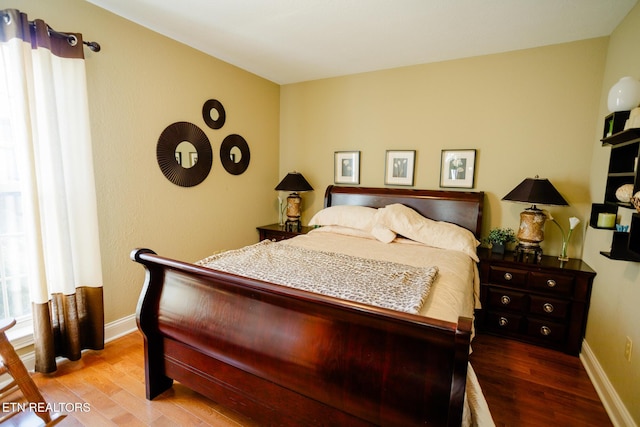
594 111 640 262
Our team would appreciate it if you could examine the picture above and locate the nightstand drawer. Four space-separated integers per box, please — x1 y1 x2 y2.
486 288 527 312
526 318 567 343
529 295 569 320
529 272 574 296
261 231 291 242
257 224 313 242
488 266 528 287
485 311 523 332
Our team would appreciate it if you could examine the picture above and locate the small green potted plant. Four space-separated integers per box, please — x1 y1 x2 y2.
483 227 517 254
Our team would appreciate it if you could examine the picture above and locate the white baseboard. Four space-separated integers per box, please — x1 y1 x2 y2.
580 340 637 427
104 313 138 343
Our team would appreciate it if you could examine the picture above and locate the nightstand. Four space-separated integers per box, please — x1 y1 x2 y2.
256 223 313 242
477 248 596 355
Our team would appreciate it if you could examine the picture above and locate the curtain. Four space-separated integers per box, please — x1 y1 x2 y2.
0 9 104 373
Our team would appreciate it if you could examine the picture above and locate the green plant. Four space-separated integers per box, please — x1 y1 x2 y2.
483 227 517 246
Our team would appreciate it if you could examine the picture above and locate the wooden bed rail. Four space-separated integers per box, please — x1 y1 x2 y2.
133 248 472 426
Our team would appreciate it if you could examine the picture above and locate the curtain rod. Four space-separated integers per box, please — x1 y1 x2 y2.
1 11 101 52
46 25 101 52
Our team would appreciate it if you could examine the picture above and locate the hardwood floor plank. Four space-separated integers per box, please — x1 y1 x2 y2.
471 333 613 427
20 331 612 426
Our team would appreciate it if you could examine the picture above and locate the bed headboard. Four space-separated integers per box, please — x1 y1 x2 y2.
324 185 485 238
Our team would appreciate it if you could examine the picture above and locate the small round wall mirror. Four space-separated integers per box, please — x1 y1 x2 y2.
220 134 250 175
202 99 226 130
157 122 213 187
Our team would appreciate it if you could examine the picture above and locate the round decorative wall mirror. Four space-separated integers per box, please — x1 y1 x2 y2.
157 122 213 187
220 134 250 175
202 99 226 130
175 141 198 168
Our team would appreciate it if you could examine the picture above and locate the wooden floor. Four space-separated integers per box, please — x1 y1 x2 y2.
16 331 611 426
470 334 613 427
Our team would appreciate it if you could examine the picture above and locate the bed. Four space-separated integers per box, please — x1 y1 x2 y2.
133 185 491 426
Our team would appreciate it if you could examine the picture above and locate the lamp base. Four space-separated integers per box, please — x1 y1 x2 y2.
284 219 301 232
514 242 543 264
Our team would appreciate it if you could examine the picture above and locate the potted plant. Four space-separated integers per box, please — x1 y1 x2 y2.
483 228 517 254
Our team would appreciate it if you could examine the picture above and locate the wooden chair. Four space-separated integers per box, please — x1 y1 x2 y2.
0 318 65 426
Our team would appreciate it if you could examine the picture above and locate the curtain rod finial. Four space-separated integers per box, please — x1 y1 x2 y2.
84 41 100 52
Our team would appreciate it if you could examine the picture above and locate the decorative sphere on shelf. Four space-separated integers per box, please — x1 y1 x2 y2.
615 184 635 203
608 76 640 112
631 191 640 213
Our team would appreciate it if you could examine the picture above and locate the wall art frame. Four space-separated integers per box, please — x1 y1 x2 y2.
440 149 476 189
334 151 360 184
384 150 415 186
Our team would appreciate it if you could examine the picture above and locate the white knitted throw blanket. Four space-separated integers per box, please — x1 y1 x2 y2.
197 240 437 314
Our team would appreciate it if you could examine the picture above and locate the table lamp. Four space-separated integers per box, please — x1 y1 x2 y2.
275 172 313 232
502 175 568 262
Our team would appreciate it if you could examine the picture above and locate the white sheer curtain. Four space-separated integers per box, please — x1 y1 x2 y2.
0 9 103 373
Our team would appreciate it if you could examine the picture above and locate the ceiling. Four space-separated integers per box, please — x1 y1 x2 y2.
87 0 637 85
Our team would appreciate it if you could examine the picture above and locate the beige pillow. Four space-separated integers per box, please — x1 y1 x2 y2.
375 203 480 261
308 205 396 243
309 225 376 240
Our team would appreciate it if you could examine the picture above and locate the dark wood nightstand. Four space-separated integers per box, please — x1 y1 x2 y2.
477 248 596 355
256 223 313 242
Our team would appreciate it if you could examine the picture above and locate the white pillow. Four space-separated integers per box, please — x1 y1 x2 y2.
370 224 396 243
308 205 396 243
309 225 377 240
375 203 480 261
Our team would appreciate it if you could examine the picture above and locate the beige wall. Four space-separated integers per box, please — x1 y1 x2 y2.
0 0 281 323
281 38 608 258
583 3 640 424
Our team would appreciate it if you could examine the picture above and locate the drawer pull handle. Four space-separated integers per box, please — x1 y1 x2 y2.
501 295 511 305
546 279 556 288
503 272 513 281
543 303 554 313
540 326 551 336
498 317 509 327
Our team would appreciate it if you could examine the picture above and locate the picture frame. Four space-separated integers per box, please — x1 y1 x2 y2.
440 149 476 188
334 151 360 184
384 150 415 186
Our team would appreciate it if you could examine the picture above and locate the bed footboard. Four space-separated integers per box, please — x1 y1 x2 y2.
133 248 471 427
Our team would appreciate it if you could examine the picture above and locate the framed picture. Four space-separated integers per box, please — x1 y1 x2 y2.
440 149 476 188
385 150 415 186
334 151 360 184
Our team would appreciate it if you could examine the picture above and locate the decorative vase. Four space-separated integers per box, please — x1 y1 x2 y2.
608 76 640 112
558 240 569 262
491 243 505 255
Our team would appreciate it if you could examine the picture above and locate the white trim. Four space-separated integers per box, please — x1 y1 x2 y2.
104 314 138 343
580 340 637 427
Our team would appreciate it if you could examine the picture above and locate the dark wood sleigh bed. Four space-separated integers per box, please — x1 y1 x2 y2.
132 185 484 426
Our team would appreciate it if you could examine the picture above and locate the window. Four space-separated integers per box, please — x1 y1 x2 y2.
0 66 32 334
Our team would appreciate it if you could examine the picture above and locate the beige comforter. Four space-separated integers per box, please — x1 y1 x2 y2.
286 228 480 321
